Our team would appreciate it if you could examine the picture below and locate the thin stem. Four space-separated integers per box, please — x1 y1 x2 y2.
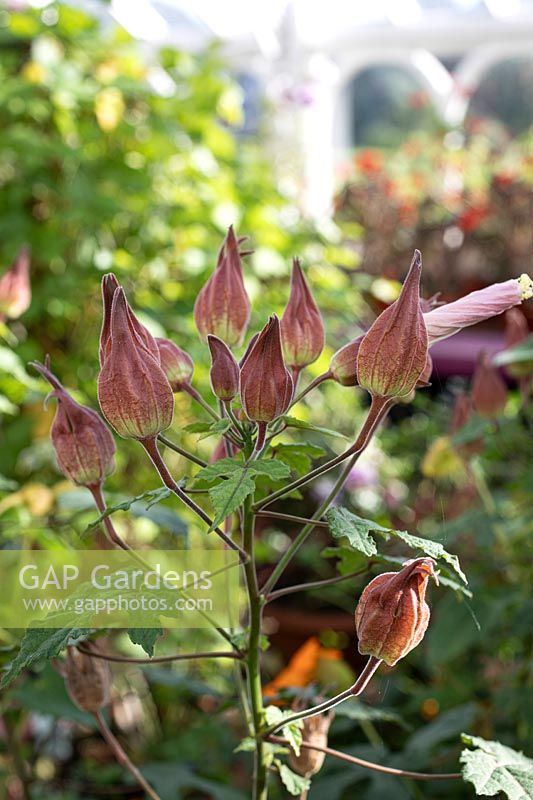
89 485 153 571
225 402 246 438
266 736 462 782
183 384 220 421
253 396 392 511
94 711 161 800
290 371 332 407
266 564 373 603
242 495 268 800
158 435 208 468
77 645 242 663
256 510 329 528
260 398 393 596
141 436 247 562
263 656 381 735
254 422 267 455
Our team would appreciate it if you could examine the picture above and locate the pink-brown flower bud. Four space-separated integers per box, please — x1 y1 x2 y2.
449 391 483 457
207 335 240 402
63 643 111 712
503 308 532 378
281 258 325 369
98 284 174 440
329 335 364 386
156 337 194 392
194 226 251 347
424 274 533 346
100 273 159 366
357 251 428 398
0 246 31 320
471 351 507 418
31 361 115 488
355 557 437 666
288 711 334 778
240 315 293 423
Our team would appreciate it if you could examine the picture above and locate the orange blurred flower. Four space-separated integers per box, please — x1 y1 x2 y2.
263 637 342 699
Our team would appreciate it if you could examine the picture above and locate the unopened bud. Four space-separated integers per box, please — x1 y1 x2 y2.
240 315 293 423
194 226 251 347
30 361 115 488
471 351 507 418
98 282 174 439
156 337 194 392
100 273 159 366
63 643 111 712
0 246 31 320
503 308 533 378
357 251 428 398
281 258 325 369
355 557 437 666
207 335 239 401
288 711 334 778
329 335 364 386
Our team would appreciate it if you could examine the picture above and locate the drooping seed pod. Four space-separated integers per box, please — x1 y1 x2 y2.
98 285 174 440
207 335 240 402
63 643 111 712
194 226 251 347
355 557 437 666
424 273 533 345
156 337 194 392
329 335 364 386
0 246 31 320
471 351 507 418
281 258 325 369
288 711 334 778
357 251 428 399
30 360 115 488
240 315 293 424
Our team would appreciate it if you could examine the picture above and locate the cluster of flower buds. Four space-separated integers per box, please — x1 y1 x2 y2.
194 226 251 347
355 557 437 666
56 643 111 713
281 258 325 372
0 246 31 320
30 360 116 489
357 251 429 399
98 274 174 440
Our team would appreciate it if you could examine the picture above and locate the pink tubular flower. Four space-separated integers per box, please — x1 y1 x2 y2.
31 360 116 488
0 246 31 320
194 226 251 347
281 258 325 369
424 274 533 346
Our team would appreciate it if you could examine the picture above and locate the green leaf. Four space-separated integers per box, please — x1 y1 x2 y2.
493 335 533 366
336 702 408 729
321 546 369 575
196 457 289 484
128 628 162 657
195 457 244 483
326 508 383 557
234 737 256 753
0 628 91 689
460 733 533 799
391 529 467 584
282 415 351 440
83 488 172 533
208 470 255 530
275 760 311 796
264 706 303 755
274 443 326 475
248 459 290 481
184 418 232 440
324 508 467 584
450 415 488 447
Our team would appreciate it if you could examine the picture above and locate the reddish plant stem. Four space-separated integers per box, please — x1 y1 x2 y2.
266 736 462 782
255 510 329 528
78 645 242 663
263 656 382 735
140 436 247 562
94 711 161 800
290 370 332 406
253 396 393 512
266 564 373 603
